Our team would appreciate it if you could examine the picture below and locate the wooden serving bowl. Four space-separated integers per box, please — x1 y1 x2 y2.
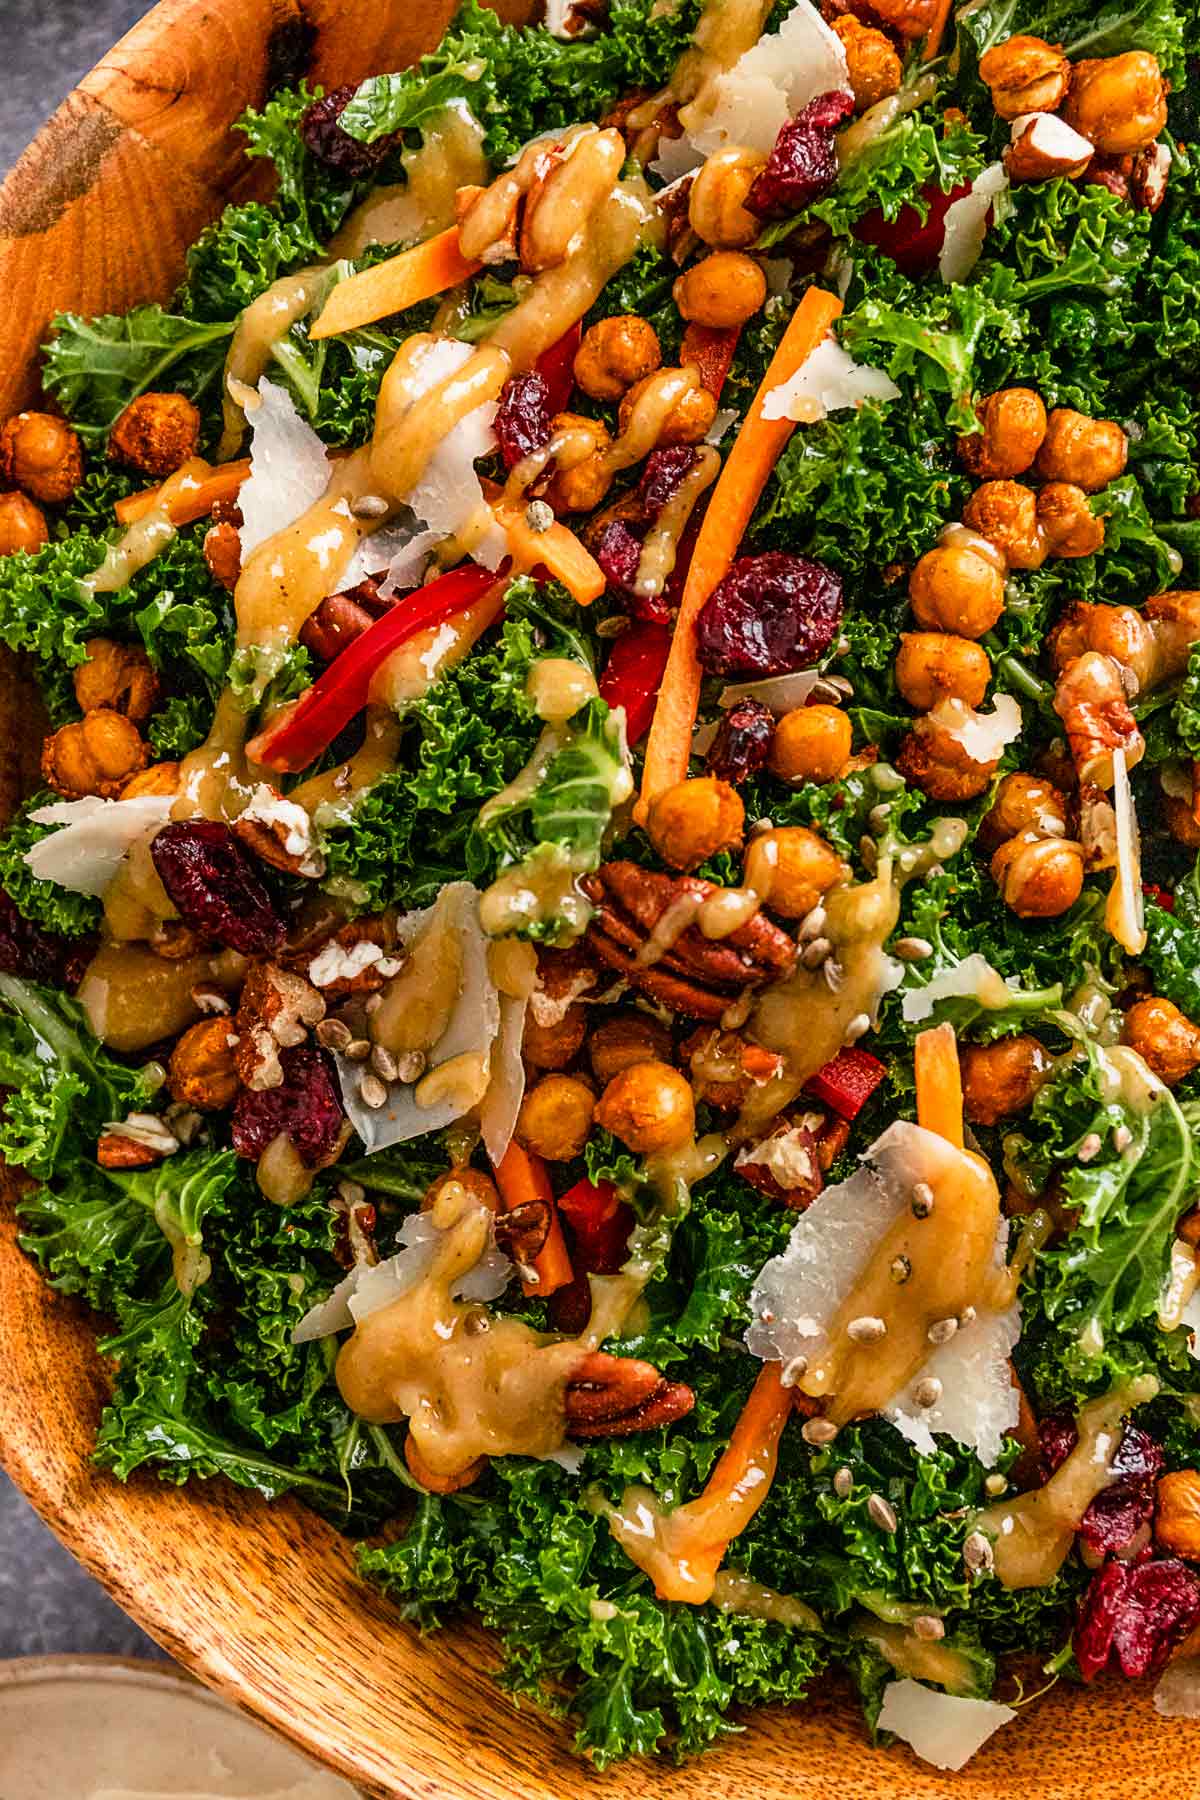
0 5 1193 1795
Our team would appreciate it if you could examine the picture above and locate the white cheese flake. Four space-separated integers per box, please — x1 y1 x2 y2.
900 952 1015 1024
939 162 1009 285
927 692 1023 765
1108 746 1147 956
691 1 850 157
876 1679 1016 1771
241 783 325 876
238 380 332 559
762 336 900 423
26 794 174 896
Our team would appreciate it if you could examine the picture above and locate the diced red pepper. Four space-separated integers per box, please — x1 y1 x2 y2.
557 1177 636 1275
536 322 582 415
804 1046 887 1121
251 562 506 774
854 181 975 277
1144 882 1175 912
599 620 672 744
681 323 740 399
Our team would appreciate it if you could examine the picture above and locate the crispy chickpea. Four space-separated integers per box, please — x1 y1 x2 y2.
0 410 83 504
831 15 902 112
982 771 1069 848
122 762 180 801
958 388 1047 480
990 833 1084 918
541 412 614 514
864 0 935 41
768 704 852 784
1037 482 1106 559
688 148 765 249
515 1073 596 1161
168 1018 240 1111
0 491 48 556
522 1001 587 1071
73 637 161 724
589 1012 674 1087
574 315 662 403
895 633 990 711
896 722 997 802
1163 792 1200 849
618 373 717 448
204 520 242 592
1154 1470 1200 1560
1047 599 1147 677
646 776 744 871
960 1035 1052 1127
1120 994 1200 1087
423 1167 500 1213
1035 408 1128 493
908 542 1006 639
594 1059 695 1155
673 252 767 330
1063 53 1168 157
979 34 1071 119
109 392 201 479
962 480 1046 570
41 709 147 800
752 825 847 920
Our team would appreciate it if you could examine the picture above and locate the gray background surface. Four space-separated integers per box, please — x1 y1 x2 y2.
2 0 164 1662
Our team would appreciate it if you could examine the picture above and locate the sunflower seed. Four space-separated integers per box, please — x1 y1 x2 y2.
802 1417 839 1446
867 1493 897 1533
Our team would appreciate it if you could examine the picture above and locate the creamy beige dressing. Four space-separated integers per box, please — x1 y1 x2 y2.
82 459 214 594
849 1616 976 1692
369 581 508 710
938 520 1009 574
174 688 256 822
371 888 464 1057
291 711 402 819
527 657 599 722
480 844 594 939
217 268 329 462
674 0 774 124
79 944 248 1052
635 443 719 598
637 891 704 966
329 104 488 258
710 1569 822 1632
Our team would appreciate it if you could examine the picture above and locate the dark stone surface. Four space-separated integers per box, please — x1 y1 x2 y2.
2 0 163 1661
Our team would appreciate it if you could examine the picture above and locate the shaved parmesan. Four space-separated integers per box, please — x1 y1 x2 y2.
479 991 529 1165
1107 747 1147 955
876 1679 1015 1772
762 336 900 423
292 1207 511 1343
900 952 1015 1024
238 380 332 559
927 693 1022 765
705 407 739 446
887 1280 1020 1463
689 2 850 157
939 162 1008 285
26 794 174 896
1155 1658 1200 1717
718 670 824 715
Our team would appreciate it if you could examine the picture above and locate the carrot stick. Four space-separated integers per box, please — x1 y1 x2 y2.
495 503 606 606
492 1141 574 1299
635 287 844 823
114 457 251 527
309 228 482 342
921 0 955 61
914 1022 965 1149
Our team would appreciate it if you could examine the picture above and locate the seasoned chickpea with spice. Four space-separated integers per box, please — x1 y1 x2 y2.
573 315 662 403
595 1060 695 1155
768 704 852 785
541 413 614 514
990 833 1085 918
522 1001 587 1071
0 491 48 556
896 720 997 803
121 761 180 799
41 710 147 800
750 825 847 920
0 411 83 504
74 638 161 724
1037 482 1105 559
673 252 767 330
109 392 201 478
982 771 1069 847
960 1035 1052 1126
862 0 935 41
515 1073 596 1161
958 388 1047 479
831 15 902 112
978 34 1071 120
908 540 1006 639
646 776 744 871
1034 408 1128 493
1154 1470 1200 1559
688 148 766 250
168 1018 240 1111
1163 791 1200 849
895 633 990 711
1063 53 1169 157
1120 994 1200 1087
618 374 717 448
962 481 1046 570
589 1012 674 1087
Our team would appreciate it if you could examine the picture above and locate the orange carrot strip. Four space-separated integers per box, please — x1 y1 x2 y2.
492 1141 574 1299
914 1022 965 1149
495 503 606 606
309 228 482 341
635 287 844 823
922 0 955 61
114 457 250 527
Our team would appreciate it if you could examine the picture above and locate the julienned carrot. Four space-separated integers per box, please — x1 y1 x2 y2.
309 228 482 341
492 1141 574 1299
114 457 251 527
921 0 955 61
495 503 606 606
635 287 844 823
914 1022 965 1149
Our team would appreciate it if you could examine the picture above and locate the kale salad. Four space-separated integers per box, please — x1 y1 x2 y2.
5 0 1200 1774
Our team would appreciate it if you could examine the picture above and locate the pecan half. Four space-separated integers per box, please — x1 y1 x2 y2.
565 1350 695 1439
493 1199 552 1269
97 1130 164 1170
235 961 326 1091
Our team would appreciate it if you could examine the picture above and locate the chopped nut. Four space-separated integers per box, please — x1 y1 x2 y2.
235 963 326 1091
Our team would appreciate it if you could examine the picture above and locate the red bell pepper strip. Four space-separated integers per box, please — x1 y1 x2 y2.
252 562 505 774
1143 882 1175 912
557 1177 636 1275
535 322 582 414
681 323 741 398
598 620 672 745
855 181 975 278
804 1046 887 1121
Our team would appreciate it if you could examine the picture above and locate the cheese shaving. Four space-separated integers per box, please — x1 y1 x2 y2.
1107 746 1147 956
238 380 332 559
25 794 174 896
939 162 1008 285
762 336 900 423
876 1679 1016 1772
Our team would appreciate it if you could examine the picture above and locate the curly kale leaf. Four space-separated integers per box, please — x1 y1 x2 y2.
42 308 235 446
0 794 102 938
840 283 1024 433
0 976 146 1179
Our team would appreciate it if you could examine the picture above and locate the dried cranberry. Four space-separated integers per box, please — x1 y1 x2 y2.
597 519 672 624
1075 1558 1200 1682
231 1045 345 1167
495 371 554 471
746 91 856 220
706 697 775 784
1040 1417 1164 1554
638 446 699 519
151 822 285 957
0 890 84 987
695 551 844 677
301 85 397 180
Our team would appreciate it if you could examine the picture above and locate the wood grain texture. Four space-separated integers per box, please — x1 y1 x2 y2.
0 3 1196 1795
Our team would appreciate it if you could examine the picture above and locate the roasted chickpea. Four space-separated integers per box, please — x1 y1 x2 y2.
895 633 991 711
0 491 48 556
962 480 1046 570
109 392 201 478
594 1059 695 1155
121 761 181 800
515 1073 596 1161
618 373 717 448
41 709 147 800
751 825 847 920
768 704 852 785
1120 994 1200 1087
1035 408 1128 493
982 771 1069 848
1164 792 1200 849
1063 53 1169 157
990 833 1085 918
864 0 935 41
831 15 902 111
423 1167 501 1213
896 722 997 802
1037 482 1106 560
1047 599 1148 678
908 542 1007 640
646 776 744 871
168 1018 240 1111
522 1001 587 1071
673 252 767 330
204 520 242 592
958 388 1048 479
979 34 1071 119
0 410 83 503
1154 1469 1200 1560
588 1012 674 1087
73 637 161 724
541 412 614 514
960 1034 1052 1126
573 315 662 403
688 148 765 249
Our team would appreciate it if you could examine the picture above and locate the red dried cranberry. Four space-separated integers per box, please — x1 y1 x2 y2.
231 1045 345 1167
597 520 673 624
706 697 775 784
1075 1558 1200 1682
1040 1417 1163 1553
301 85 397 180
746 91 856 220
855 182 975 277
0 890 85 987
695 551 844 677
495 371 555 471
638 446 700 519
151 822 285 957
